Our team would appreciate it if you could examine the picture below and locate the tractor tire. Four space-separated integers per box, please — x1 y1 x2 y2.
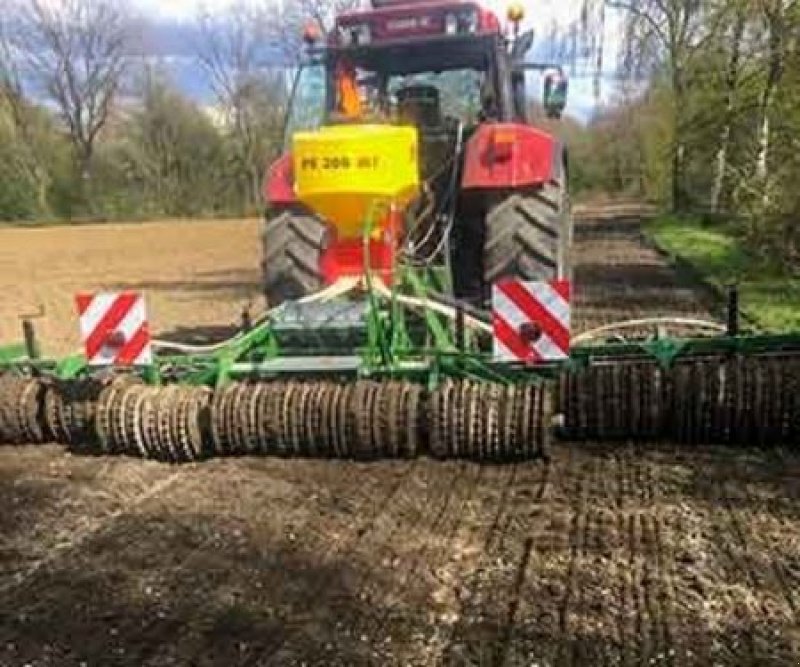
261 209 328 307
483 180 572 296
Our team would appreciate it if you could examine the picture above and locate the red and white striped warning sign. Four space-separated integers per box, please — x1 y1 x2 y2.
493 280 571 364
75 292 153 366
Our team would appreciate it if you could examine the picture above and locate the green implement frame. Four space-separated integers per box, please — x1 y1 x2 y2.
2 200 799 390
2 269 799 390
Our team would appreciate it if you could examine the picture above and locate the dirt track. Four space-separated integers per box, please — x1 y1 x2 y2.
0 208 798 666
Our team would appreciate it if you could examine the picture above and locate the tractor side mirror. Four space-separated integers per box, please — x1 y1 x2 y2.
543 70 568 120
511 29 534 63
511 70 527 122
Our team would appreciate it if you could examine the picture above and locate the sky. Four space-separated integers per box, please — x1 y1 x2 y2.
135 0 599 26
131 0 624 119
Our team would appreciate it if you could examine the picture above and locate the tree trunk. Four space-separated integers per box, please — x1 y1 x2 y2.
251 165 261 214
671 68 686 212
712 126 731 212
593 1 606 108
76 142 94 217
755 1 785 215
672 140 685 211
33 164 50 215
711 8 746 213
756 112 770 185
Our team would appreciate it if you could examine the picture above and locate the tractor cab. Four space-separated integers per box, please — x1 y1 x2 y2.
284 1 566 142
285 2 512 145
264 0 572 310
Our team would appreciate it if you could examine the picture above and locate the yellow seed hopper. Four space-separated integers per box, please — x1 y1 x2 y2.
293 124 420 238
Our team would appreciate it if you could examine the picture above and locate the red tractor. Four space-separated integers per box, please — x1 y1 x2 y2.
262 0 571 310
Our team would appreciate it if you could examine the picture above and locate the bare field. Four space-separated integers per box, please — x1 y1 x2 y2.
0 218 262 356
0 209 798 666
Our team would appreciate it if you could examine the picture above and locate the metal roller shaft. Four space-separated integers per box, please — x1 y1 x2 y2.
4 354 797 458
560 353 800 445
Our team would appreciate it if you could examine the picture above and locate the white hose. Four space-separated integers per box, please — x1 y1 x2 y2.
154 278 725 355
572 317 726 345
371 280 492 333
151 277 361 353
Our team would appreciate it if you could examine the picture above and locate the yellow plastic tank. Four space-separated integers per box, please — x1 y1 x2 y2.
293 125 419 238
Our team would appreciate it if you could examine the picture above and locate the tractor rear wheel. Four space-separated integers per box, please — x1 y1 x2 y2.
261 209 328 307
483 180 572 298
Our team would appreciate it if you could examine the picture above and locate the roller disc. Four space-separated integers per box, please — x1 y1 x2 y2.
118 384 145 458
127 385 152 459
0 376 27 443
496 384 515 461
244 384 264 456
259 382 283 455
15 379 45 444
96 376 139 454
235 383 256 456
319 383 340 458
430 381 454 459
0 375 14 442
483 382 498 461
290 383 313 457
404 383 423 458
110 381 135 455
224 383 242 456
305 383 328 457
157 386 181 461
169 387 191 462
383 382 402 459
210 383 236 456
275 382 299 456
43 382 68 444
222 382 241 456
160 386 177 460
94 381 117 454
334 383 354 459
350 382 375 460
143 387 167 460
184 387 212 461
370 383 387 459
65 380 103 449
517 384 533 458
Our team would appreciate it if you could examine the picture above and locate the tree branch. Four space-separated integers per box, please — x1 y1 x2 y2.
606 0 669 48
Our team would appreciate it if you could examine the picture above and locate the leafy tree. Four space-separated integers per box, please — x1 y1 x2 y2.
116 71 235 218
196 2 288 211
7 0 133 212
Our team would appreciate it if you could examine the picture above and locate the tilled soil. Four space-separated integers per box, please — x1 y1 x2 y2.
0 208 798 666
0 218 261 357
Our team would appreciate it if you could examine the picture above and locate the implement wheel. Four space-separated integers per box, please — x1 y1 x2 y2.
483 176 572 295
261 209 328 307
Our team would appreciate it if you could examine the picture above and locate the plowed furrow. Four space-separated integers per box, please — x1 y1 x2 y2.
248 462 418 664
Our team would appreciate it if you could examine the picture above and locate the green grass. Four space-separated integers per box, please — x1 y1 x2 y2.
645 215 800 333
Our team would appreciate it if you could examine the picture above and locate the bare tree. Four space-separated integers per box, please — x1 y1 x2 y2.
710 0 747 212
10 0 131 193
753 0 794 211
0 13 55 213
608 0 707 210
273 0 361 63
0 16 28 137
196 1 288 210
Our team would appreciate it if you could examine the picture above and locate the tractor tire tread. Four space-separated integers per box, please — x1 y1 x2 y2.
262 209 326 307
483 179 572 291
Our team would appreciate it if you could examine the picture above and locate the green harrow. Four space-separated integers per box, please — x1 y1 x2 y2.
1 272 798 462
